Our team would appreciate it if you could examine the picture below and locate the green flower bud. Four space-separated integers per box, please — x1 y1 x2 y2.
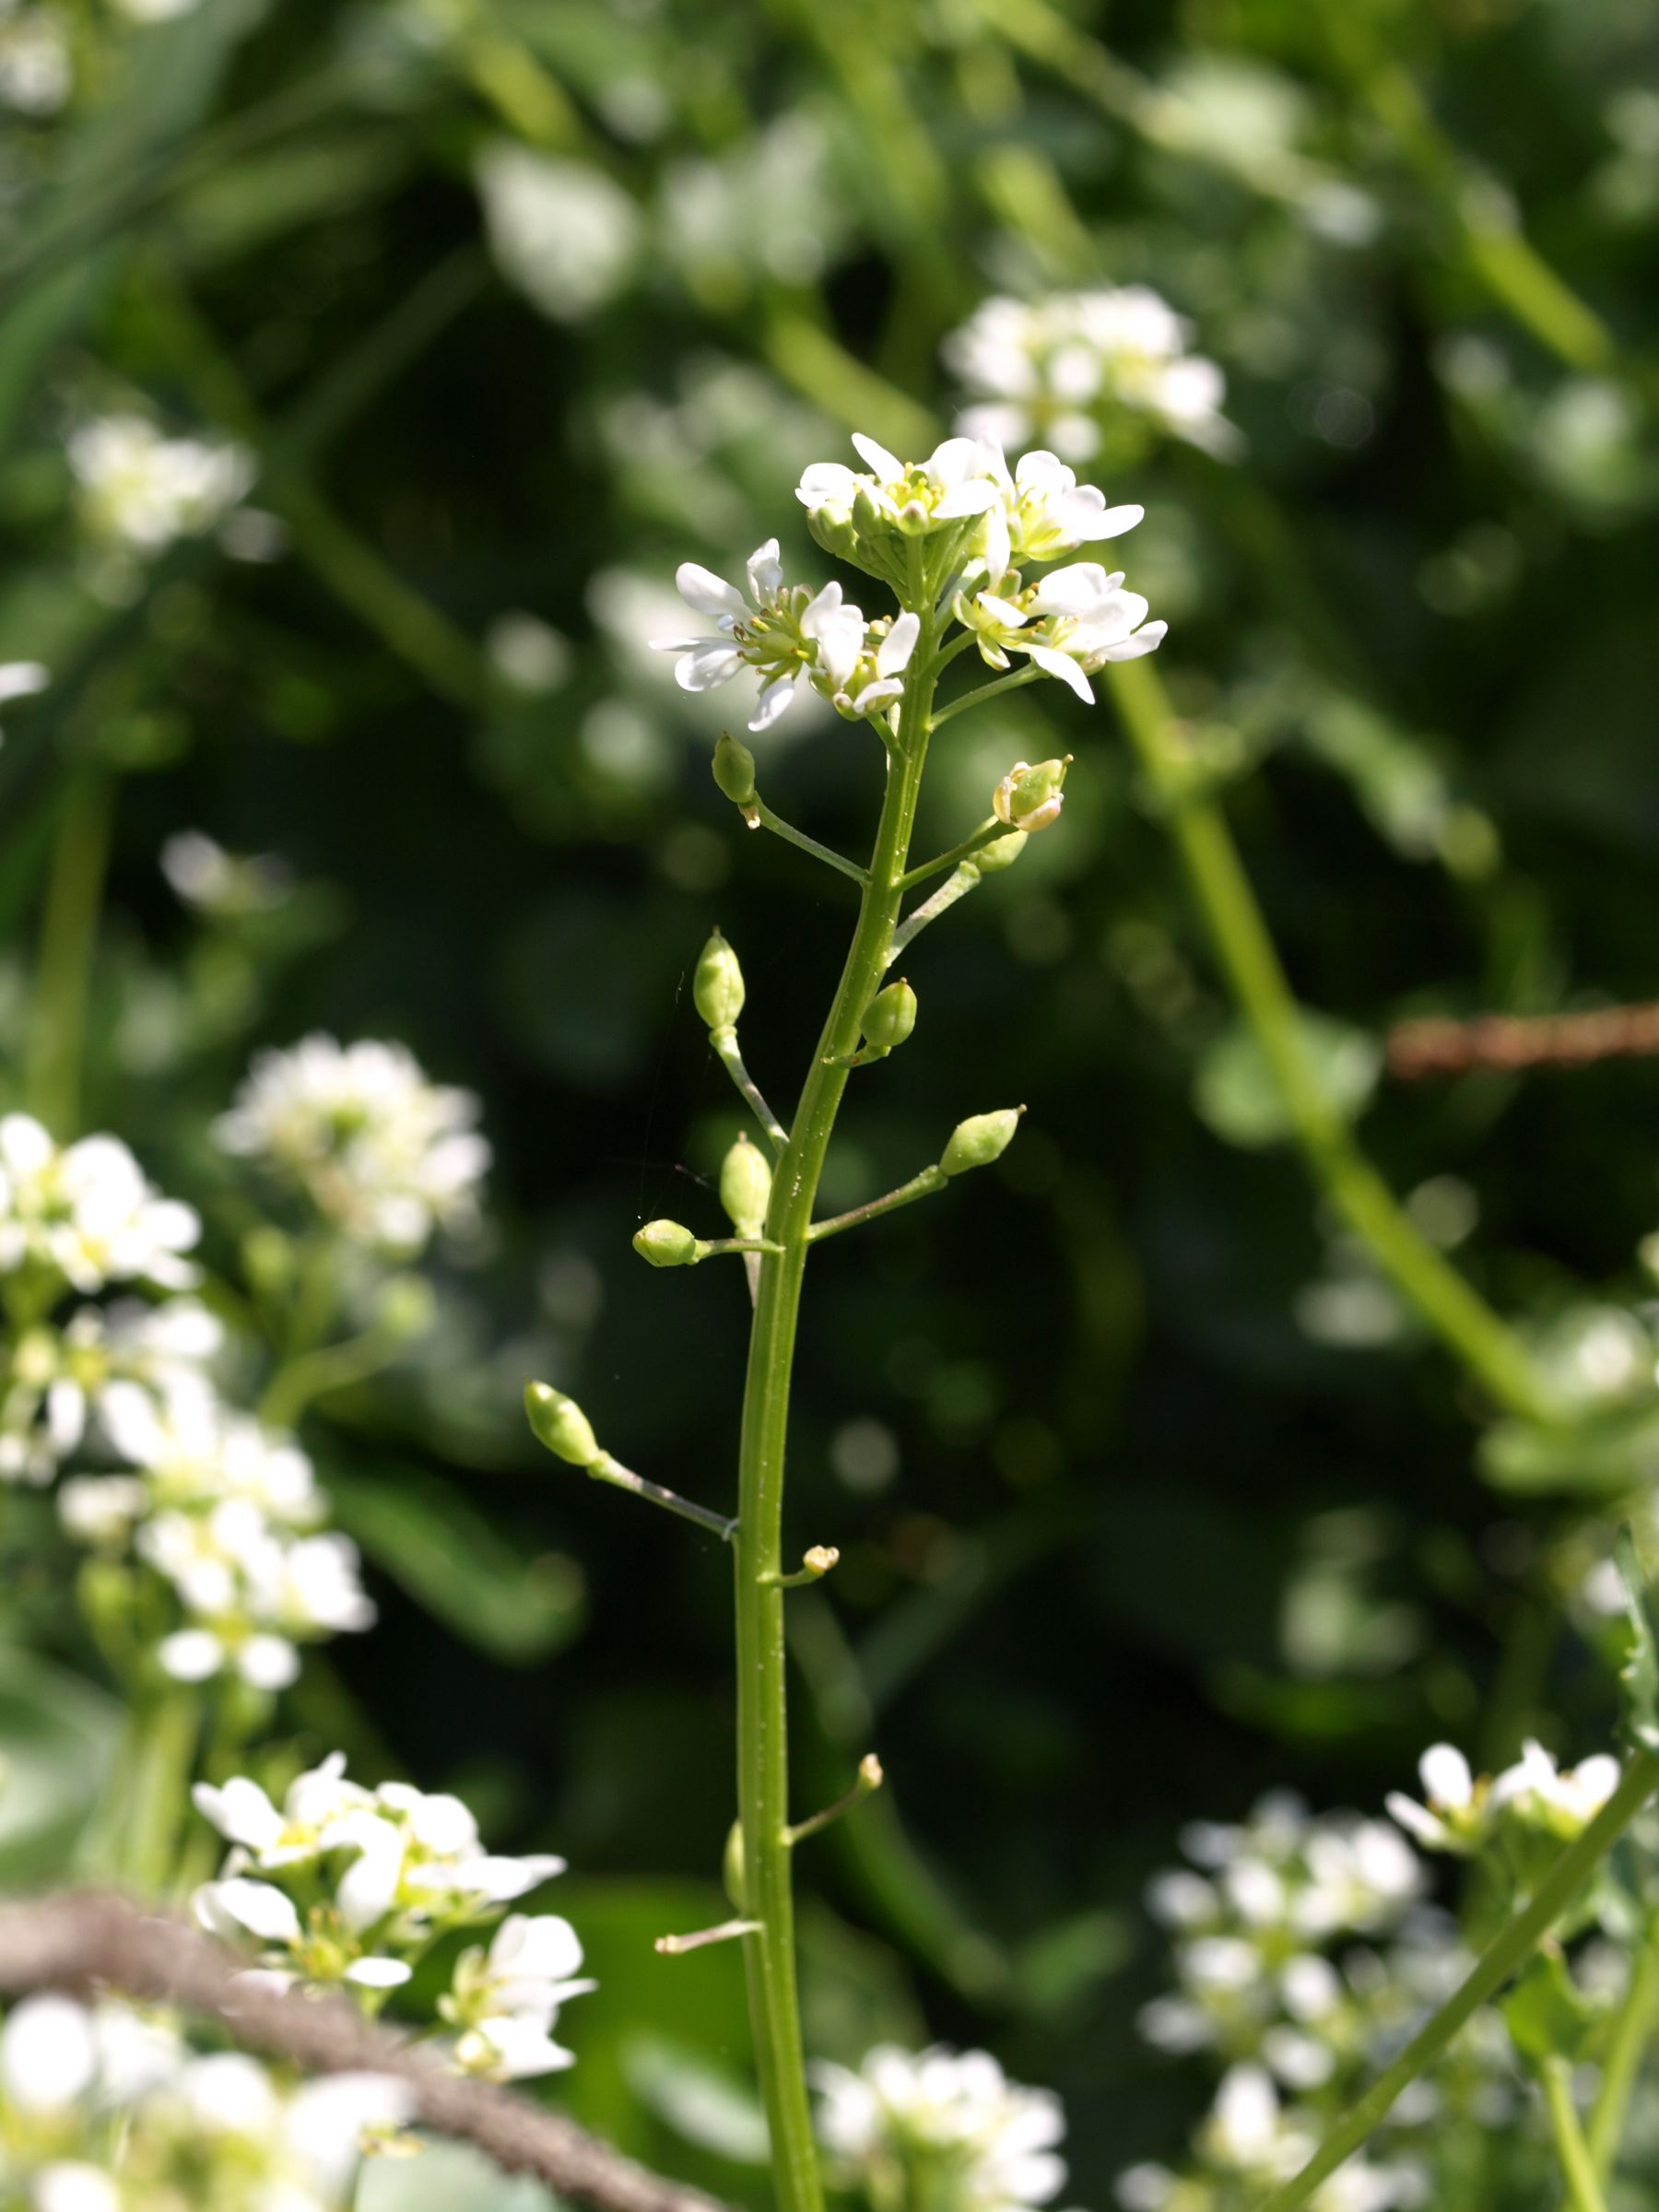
712 733 758 812
993 757 1070 834
974 827 1029 874
720 1131 772 1238
861 978 917 1055
694 930 746 1031
723 1818 747 1910
940 1106 1026 1177
633 1218 701 1267
524 1381 602 1467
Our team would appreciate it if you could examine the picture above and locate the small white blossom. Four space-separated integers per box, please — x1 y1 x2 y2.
815 2045 1066 2211
215 1034 489 1253
0 1115 199 1299
796 431 1003 535
68 414 253 559
443 1913 594 2078
965 560 1167 700
651 538 869 732
0 8 71 115
477 146 641 323
160 830 292 917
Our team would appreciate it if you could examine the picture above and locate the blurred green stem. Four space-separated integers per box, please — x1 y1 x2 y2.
1107 657 1559 1428
1259 1745 1659 2212
734 622 939 2212
1540 2056 1607 2212
25 764 113 1139
1587 1914 1659 2182
118 1688 200 1900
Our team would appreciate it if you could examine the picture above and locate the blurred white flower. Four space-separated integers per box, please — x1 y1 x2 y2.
0 7 71 115
68 414 253 558
477 146 641 322
215 1034 489 1253
0 659 49 747
947 287 1236 461
0 1114 199 1299
2 1295 222 1487
444 1912 594 2079
815 2044 1066 2211
161 830 292 918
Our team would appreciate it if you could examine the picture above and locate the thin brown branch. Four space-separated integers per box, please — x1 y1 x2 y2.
1388 1002 1659 1081
0 1892 731 2212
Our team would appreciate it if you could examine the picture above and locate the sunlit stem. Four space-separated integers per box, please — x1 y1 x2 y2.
786 1754 885 1847
897 818 1015 893
931 662 1042 731
755 799 869 886
762 1547 840 1590
1587 1912 1659 2181
1256 1745 1659 2212
586 1453 737 1542
711 1026 789 1153
807 1168 947 1243
1540 2056 1608 2212
655 1918 763 1957
889 863 985 963
695 1236 785 1262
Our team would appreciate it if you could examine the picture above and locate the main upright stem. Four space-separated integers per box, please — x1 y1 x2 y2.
733 623 935 2212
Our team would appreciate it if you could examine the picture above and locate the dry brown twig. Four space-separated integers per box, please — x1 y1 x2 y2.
1387 1001 1659 1081
0 1891 731 2212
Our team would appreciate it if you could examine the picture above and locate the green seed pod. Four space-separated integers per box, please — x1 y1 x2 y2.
633 1218 701 1267
940 1106 1026 1177
723 1818 747 1910
861 978 917 1054
975 826 1029 874
720 1131 772 1238
524 1380 601 1467
712 732 758 811
993 756 1069 834
693 930 746 1031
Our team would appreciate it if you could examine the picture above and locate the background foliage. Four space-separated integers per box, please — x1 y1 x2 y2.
4 0 1659 2200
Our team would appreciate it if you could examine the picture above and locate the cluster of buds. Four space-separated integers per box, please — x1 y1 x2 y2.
994 758 1069 836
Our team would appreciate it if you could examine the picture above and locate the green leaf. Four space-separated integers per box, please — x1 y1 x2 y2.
326 1466 585 1665
1615 1524 1659 1749
358 2138 563 2212
0 1644 121 1884
1194 1013 1380 1150
1501 1947 1602 2066
622 2037 770 2165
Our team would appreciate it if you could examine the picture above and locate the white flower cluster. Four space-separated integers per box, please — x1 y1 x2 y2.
653 432 1163 735
214 1035 490 1255
0 3 71 116
1385 1739 1620 1855
68 413 253 559
1 1293 219 1485
946 287 1234 463
0 1113 199 1303
0 1991 407 2212
815 2044 1067 2212
194 1755 593 2080
58 1387 374 1689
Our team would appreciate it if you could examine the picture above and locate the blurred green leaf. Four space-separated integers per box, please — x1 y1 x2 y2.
1194 1012 1380 1149
0 1644 120 1884
622 2036 770 2165
1615 1525 1659 1750
358 2137 563 2212
1501 1947 1601 2066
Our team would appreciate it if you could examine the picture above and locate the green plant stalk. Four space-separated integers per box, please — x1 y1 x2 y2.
1257 1745 1659 2212
119 1688 201 1900
1587 1913 1659 2180
1540 2056 1608 2212
25 764 114 1139
734 616 938 2212
1107 658 1558 1428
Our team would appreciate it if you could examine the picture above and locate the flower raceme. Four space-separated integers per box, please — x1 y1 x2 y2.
653 434 1164 736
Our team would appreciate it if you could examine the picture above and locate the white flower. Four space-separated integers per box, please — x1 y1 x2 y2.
947 287 1235 461
7 1296 222 1486
967 561 1167 700
0 661 49 746
477 146 641 323
978 445 1145 587
68 414 253 558
796 432 1002 532
194 1752 370 1865
0 10 71 115
1385 1742 1479 1853
31 2166 122 2212
442 1913 595 2077
161 830 291 917
0 1994 99 2112
453 2014 578 2081
214 1035 488 1253
1489 1739 1621 1832
284 2073 415 2200
650 539 868 733
0 1115 199 1295
815 2045 1066 2210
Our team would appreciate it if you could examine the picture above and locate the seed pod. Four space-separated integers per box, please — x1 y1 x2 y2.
633 1218 701 1268
974 826 1029 874
524 1381 601 1467
993 757 1069 834
940 1106 1025 1177
693 930 746 1031
720 1131 772 1238
712 732 759 811
861 979 917 1055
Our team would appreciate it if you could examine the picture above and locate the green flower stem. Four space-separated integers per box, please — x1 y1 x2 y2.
931 663 1042 731
889 863 985 962
807 1167 947 1243
897 819 1014 893
735 618 939 2212
755 799 869 885
1257 1745 1659 2212
1107 657 1560 1429
257 1320 409 1430
712 1028 790 1153
25 762 114 1139
587 1453 737 1543
119 1688 201 1900
1540 2057 1608 2212
1587 1913 1659 2181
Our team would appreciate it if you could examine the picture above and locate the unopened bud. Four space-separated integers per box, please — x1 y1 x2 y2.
694 930 746 1031
861 978 917 1055
974 827 1028 874
720 1132 772 1237
723 1818 747 1910
993 757 1069 834
524 1381 601 1467
633 1218 700 1268
712 733 759 813
940 1106 1025 1177
803 1544 839 1577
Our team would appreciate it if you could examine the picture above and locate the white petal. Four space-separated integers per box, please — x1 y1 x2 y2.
1418 1744 1474 1810
976 593 1030 629
796 461 859 512
193 1777 285 1852
745 539 783 603
1030 563 1112 618
747 672 802 732
344 1956 413 1988
675 643 744 693
933 479 1000 519
1024 643 1094 700
1096 620 1167 662
239 1634 300 1690
851 432 904 480
213 1877 301 1944
159 1629 224 1681
1384 1792 1447 1848
877 612 920 678
1080 502 1145 540
675 563 745 619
